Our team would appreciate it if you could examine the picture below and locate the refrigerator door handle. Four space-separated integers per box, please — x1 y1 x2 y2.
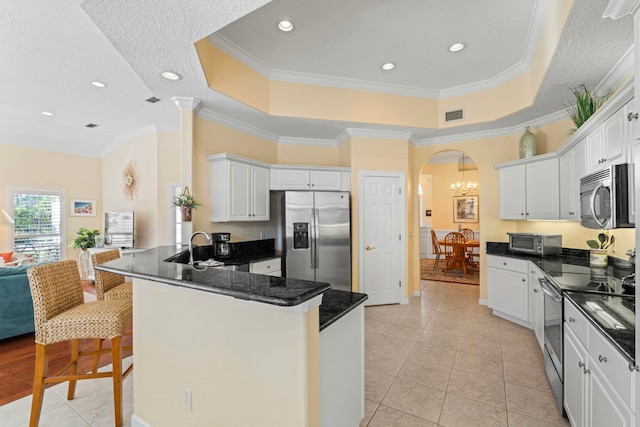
313 208 320 269
310 208 316 269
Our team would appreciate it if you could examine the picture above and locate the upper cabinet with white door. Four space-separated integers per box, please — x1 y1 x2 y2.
559 140 587 220
208 154 270 222
270 165 350 191
585 100 632 173
497 155 559 220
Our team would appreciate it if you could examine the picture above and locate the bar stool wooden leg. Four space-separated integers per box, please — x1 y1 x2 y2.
29 343 48 427
67 339 80 400
92 338 103 373
111 336 123 427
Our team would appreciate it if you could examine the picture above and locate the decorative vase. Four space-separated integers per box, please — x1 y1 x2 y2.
589 249 608 267
519 126 536 159
181 207 192 222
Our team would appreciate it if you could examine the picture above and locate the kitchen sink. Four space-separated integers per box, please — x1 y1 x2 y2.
163 245 249 272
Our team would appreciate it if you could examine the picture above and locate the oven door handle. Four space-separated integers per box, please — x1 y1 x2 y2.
590 183 609 228
539 278 562 302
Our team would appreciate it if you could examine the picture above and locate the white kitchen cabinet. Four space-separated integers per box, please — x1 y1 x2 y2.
563 299 635 427
586 101 631 173
559 141 587 221
487 255 529 325
250 257 282 277
528 265 544 350
633 9 640 140
498 157 559 220
208 154 270 222
270 166 350 191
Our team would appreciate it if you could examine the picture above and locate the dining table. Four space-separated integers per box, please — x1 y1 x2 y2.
437 238 480 274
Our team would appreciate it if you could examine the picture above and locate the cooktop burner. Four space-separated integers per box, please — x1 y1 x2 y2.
545 266 635 296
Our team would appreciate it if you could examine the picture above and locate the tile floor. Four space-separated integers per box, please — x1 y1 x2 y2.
0 280 569 426
361 280 570 427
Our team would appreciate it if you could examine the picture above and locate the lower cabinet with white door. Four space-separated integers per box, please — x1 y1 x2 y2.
563 298 635 427
528 264 544 350
487 255 529 325
249 257 282 277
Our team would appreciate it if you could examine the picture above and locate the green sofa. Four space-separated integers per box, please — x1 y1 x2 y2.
0 265 35 340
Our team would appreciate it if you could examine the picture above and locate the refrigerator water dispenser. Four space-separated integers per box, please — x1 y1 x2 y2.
293 223 309 249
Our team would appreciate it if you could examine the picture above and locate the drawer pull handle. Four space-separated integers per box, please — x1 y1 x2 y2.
533 289 539 293
578 361 584 368
598 355 608 363
503 262 507 266
629 362 640 372
568 317 575 323
584 368 590 375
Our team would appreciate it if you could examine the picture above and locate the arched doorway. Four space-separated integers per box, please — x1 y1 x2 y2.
417 150 480 283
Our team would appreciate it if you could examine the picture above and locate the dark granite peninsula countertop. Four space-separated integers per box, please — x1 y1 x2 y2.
565 292 635 364
96 246 329 307
319 289 368 331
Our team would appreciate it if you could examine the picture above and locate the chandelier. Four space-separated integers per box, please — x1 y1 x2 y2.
450 153 478 196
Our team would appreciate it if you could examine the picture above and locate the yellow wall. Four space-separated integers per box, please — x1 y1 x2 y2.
101 130 181 248
0 144 102 259
276 144 339 166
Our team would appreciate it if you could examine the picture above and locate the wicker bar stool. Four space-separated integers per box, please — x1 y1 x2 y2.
27 260 133 427
90 249 133 373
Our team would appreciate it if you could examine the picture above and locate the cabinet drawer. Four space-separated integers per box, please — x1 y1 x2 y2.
250 257 281 275
487 255 528 273
588 324 634 408
564 299 589 346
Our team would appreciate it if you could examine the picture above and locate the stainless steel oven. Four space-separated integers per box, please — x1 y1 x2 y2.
539 276 564 412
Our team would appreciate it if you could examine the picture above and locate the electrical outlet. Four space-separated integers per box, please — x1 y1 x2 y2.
184 387 192 411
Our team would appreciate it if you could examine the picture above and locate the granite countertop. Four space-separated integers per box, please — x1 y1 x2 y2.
565 292 635 364
319 289 368 331
96 246 330 307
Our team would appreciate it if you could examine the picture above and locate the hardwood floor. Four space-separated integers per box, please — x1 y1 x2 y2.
0 281 133 407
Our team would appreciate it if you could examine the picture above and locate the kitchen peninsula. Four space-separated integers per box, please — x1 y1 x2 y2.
96 246 367 427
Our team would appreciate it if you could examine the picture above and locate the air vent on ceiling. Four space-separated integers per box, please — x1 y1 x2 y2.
445 109 464 122
85 123 98 128
146 96 160 103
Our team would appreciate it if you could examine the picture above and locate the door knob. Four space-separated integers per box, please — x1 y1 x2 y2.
365 245 376 251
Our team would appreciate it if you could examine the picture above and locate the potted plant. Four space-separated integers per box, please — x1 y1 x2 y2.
564 84 607 134
71 228 101 280
587 232 614 267
171 186 201 222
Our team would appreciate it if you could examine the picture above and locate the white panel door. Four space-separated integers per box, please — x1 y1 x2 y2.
361 174 403 306
498 165 526 219
251 165 270 220
228 161 251 221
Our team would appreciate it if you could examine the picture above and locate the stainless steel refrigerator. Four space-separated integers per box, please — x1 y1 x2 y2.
279 191 351 292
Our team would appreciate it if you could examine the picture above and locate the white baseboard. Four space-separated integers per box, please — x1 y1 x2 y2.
478 298 488 306
131 414 150 427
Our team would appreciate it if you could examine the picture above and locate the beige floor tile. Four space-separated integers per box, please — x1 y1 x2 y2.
365 369 395 403
367 404 437 427
0 390 69 427
393 312 431 328
504 361 552 393
397 355 452 391
502 343 544 367
461 323 502 342
381 378 445 423
505 383 566 425
365 329 383 348
447 368 506 409
360 399 379 426
426 319 464 335
453 350 504 380
457 335 502 358
37 405 92 427
418 330 460 351
365 348 407 376
438 393 508 427
372 334 417 356
431 310 466 324
384 325 425 342
465 312 501 327
507 411 571 426
409 341 457 368
466 304 495 317
365 319 392 334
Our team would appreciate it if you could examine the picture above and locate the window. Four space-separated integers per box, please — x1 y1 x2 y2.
10 188 64 263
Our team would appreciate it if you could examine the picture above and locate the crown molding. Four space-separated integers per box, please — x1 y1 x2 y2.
603 0 640 19
413 110 567 147
594 45 634 97
278 136 338 147
172 97 202 114
197 108 279 143
523 0 550 64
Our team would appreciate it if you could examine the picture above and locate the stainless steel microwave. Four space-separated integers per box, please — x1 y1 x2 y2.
507 233 562 256
580 164 634 229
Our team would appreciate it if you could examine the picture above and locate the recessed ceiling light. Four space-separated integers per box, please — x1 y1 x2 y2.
91 81 107 88
41 111 54 116
160 71 182 81
278 20 294 32
381 62 396 71
448 42 466 52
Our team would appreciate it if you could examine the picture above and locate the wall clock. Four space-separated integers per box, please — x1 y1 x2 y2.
122 160 138 200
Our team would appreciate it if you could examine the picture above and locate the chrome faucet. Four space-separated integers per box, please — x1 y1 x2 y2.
189 231 211 265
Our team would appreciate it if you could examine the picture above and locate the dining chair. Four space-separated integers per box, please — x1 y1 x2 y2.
430 229 445 269
443 232 468 275
459 228 478 267
26 260 133 427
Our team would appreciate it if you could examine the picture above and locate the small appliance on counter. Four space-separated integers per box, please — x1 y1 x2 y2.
212 232 231 257
507 233 562 256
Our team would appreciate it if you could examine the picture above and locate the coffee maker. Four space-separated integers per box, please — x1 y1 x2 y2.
212 232 231 257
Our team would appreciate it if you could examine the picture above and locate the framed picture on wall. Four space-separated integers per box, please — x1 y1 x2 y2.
70 199 96 217
453 196 478 223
